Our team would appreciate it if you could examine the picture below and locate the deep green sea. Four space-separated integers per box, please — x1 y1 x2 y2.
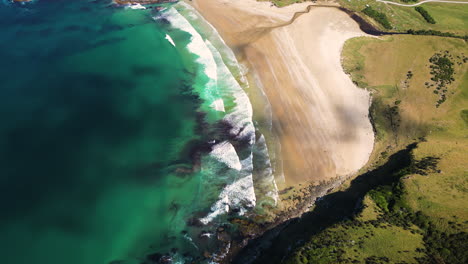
0 0 278 263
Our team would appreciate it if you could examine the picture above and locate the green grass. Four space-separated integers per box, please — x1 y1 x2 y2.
461 109 468 125
266 1 467 262
342 35 467 143
260 0 304 7
349 33 467 252
264 0 467 35
339 1 468 35
359 196 382 221
422 3 468 31
287 196 425 264
287 34 468 264
342 35 467 218
363 6 393 29
415 6 436 24
392 3 468 34
368 186 393 212
352 225 423 262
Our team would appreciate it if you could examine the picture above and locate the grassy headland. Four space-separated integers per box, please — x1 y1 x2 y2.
265 0 467 36
285 34 467 264
338 1 468 36
230 1 467 263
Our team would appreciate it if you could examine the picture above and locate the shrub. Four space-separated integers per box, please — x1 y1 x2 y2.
407 29 468 41
369 187 393 212
415 7 436 24
362 6 392 30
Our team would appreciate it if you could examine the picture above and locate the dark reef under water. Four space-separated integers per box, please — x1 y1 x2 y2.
0 1 208 263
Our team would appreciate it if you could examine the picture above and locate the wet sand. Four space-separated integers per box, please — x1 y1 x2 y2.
190 0 374 186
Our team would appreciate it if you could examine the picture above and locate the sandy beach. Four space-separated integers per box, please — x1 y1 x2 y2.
190 0 375 186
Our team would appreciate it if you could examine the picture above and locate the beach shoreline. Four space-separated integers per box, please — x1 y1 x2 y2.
188 0 375 187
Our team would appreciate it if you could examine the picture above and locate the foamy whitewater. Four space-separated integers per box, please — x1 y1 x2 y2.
0 1 287 263
127 3 146 10
0 1 280 264
165 34 176 47
162 7 225 113
161 2 279 227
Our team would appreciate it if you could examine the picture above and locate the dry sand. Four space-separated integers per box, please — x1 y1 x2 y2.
190 0 375 186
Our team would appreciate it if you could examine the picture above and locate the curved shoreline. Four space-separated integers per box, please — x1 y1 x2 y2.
117 0 378 261
180 1 378 262
189 0 375 186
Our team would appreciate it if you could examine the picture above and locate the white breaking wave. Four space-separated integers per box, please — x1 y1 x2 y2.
162 7 225 113
200 174 256 225
165 34 176 47
205 40 255 143
164 2 277 226
210 98 225 112
199 38 257 224
210 141 242 171
178 1 248 86
253 135 279 206
198 142 256 225
127 3 146 10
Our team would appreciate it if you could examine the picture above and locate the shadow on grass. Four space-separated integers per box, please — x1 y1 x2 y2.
233 143 418 264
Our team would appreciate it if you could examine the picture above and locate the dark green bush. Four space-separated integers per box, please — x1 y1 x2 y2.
362 6 392 30
369 186 393 212
415 7 436 24
407 29 468 40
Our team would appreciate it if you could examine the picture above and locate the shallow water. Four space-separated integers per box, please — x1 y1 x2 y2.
0 1 277 263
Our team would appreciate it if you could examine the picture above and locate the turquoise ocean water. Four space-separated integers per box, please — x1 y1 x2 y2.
0 1 278 263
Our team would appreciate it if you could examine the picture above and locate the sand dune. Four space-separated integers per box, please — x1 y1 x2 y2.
190 0 374 186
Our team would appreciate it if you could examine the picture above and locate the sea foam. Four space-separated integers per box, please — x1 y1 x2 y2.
127 3 146 10
162 7 225 113
165 34 176 47
210 141 242 171
164 2 277 225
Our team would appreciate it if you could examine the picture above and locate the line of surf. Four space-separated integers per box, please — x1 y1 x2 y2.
161 2 279 224
161 6 225 113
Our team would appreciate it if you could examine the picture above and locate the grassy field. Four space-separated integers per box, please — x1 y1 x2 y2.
338 0 468 35
263 0 467 35
260 0 305 7
342 35 467 159
286 196 425 264
261 1 467 262
286 35 467 263
343 35 468 225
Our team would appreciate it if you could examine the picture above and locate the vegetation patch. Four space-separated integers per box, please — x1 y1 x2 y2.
274 15 468 264
286 221 424 264
362 6 392 29
415 7 436 24
329 35 468 264
402 70 413 89
368 186 393 213
425 51 458 107
407 29 468 41
461 109 468 125
339 0 468 35
287 146 468 264
261 0 303 7
286 145 448 264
